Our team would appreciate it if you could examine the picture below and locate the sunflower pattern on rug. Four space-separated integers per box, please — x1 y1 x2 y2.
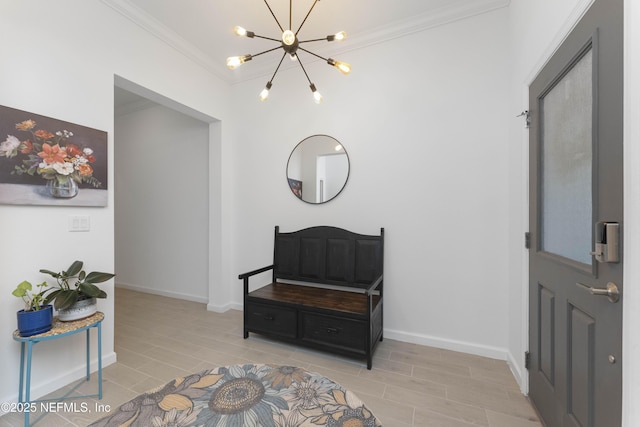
89 364 382 427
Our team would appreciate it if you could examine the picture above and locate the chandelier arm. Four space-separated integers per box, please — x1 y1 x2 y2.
251 46 284 58
252 34 282 43
269 52 288 82
262 0 284 32
298 38 328 44
298 47 328 62
295 0 319 36
296 55 314 85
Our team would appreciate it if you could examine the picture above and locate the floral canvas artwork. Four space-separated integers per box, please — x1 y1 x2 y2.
0 105 108 206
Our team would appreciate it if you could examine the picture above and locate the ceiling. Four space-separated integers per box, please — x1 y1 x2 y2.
104 0 509 86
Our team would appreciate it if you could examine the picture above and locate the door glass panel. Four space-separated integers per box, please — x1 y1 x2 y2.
540 48 592 264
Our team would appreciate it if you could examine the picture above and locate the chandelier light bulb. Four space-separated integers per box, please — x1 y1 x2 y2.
226 56 242 69
334 31 347 41
310 84 323 104
282 30 296 46
259 82 273 102
333 60 351 75
233 26 254 38
226 55 251 70
289 53 298 61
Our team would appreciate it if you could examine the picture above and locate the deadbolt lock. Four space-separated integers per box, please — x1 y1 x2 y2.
591 222 620 263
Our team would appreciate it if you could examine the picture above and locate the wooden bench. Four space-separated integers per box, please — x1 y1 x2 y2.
239 226 384 369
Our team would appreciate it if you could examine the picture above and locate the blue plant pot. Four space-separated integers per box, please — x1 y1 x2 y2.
17 305 53 337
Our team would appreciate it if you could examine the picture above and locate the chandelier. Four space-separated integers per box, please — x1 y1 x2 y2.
226 0 351 103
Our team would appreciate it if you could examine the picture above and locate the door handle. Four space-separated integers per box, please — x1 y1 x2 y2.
576 282 620 303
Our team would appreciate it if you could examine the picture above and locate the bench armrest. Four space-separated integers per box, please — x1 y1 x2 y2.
238 265 274 280
364 274 383 296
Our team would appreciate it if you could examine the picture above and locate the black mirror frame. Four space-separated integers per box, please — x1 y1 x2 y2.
286 134 350 204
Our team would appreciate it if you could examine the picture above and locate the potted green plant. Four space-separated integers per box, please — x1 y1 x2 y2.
40 260 115 321
12 280 53 336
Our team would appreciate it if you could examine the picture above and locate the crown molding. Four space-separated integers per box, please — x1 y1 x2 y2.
101 0 230 82
347 0 511 52
102 0 510 85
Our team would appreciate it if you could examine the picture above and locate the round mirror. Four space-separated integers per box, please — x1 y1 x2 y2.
286 135 349 204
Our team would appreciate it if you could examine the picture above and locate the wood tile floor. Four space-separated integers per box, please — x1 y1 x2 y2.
1 288 543 426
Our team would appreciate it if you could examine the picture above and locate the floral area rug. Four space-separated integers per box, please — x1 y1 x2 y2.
89 364 382 427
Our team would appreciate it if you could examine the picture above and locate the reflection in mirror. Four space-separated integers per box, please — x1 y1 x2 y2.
286 135 349 204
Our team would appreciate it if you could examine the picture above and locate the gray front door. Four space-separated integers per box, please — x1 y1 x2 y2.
528 0 623 426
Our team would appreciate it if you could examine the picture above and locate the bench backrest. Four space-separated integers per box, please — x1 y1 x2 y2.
273 226 384 291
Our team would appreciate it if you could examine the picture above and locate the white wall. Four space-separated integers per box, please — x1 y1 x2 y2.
114 103 210 302
227 8 512 358
0 0 230 406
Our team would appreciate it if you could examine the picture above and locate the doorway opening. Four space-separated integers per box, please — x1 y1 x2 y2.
113 76 220 304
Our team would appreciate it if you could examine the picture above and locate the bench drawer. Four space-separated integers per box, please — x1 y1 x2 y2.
245 302 297 339
301 312 366 352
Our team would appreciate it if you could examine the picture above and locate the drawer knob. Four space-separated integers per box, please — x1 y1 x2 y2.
326 327 339 334
253 312 275 321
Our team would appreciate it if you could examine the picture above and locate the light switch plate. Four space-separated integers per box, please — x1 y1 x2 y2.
69 215 90 232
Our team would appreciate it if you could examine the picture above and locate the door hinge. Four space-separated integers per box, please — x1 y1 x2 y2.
525 232 531 249
525 351 531 370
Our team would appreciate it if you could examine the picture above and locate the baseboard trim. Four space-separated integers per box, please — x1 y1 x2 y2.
384 328 508 361
215 307 528 390
506 350 527 394
0 352 117 416
206 302 241 313
115 282 209 304
116 284 237 313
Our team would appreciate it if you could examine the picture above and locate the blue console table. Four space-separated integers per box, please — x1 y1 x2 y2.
12 311 103 426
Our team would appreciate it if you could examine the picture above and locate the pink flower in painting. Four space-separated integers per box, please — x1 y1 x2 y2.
20 140 34 154
38 143 67 164
83 148 96 163
65 143 83 158
34 129 55 141
77 164 93 177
